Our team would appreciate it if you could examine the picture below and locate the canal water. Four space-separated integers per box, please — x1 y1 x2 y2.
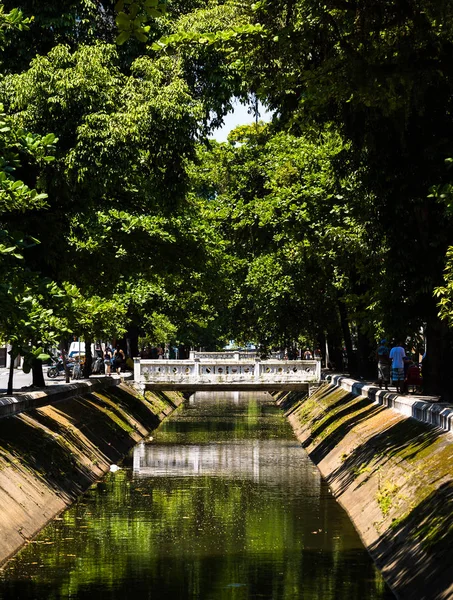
0 392 394 599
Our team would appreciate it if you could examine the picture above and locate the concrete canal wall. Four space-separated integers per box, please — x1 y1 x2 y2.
0 379 183 566
277 379 453 600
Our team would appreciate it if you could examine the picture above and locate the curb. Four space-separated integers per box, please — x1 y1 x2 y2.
329 374 453 433
0 376 124 419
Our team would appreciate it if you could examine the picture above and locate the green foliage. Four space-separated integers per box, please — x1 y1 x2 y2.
0 4 31 50
62 283 129 340
0 276 68 359
3 0 453 392
0 105 56 222
139 311 177 346
115 0 167 45
192 123 372 348
1 28 219 357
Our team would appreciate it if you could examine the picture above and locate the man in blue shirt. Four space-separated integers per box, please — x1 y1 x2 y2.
390 341 406 395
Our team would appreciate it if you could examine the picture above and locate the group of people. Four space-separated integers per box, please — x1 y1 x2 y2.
303 348 322 360
376 339 422 394
139 345 180 360
282 348 322 360
103 346 126 376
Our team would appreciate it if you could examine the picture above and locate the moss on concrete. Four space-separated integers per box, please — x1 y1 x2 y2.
281 382 453 600
0 382 184 567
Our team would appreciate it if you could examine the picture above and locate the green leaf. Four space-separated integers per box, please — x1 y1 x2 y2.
134 30 148 42
116 30 131 44
116 11 131 27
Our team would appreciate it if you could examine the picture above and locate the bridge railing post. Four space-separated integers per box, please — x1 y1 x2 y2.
254 357 261 379
315 358 322 381
134 357 141 382
194 357 200 382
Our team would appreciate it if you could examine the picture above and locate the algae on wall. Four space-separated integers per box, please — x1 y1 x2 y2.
278 383 453 600
0 383 183 567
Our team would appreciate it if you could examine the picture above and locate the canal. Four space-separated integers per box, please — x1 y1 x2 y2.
0 391 394 599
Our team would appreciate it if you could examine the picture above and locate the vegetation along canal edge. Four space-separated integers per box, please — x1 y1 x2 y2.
278 380 453 600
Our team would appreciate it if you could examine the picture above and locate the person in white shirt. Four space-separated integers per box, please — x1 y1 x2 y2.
389 341 406 395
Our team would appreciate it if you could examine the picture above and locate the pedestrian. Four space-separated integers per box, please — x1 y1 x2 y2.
113 346 125 374
389 340 406 395
104 347 112 376
303 348 313 360
376 338 390 390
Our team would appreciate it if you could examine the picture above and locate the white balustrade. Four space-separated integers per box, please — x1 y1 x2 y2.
134 358 321 386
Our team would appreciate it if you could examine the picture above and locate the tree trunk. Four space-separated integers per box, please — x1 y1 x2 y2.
7 349 16 395
83 336 93 379
423 316 453 400
356 330 375 379
32 359 45 388
326 331 344 371
338 300 355 374
317 331 327 367
59 341 71 383
126 325 140 359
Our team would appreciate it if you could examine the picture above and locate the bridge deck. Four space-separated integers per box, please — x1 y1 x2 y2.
143 382 313 392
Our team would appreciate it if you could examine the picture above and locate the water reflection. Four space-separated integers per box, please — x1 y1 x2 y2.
133 439 325 495
0 391 394 600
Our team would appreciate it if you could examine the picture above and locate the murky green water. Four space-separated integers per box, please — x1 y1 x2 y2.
0 392 394 599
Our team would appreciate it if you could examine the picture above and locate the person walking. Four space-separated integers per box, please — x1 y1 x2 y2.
389 340 406 395
103 347 112 376
376 339 390 390
113 346 125 374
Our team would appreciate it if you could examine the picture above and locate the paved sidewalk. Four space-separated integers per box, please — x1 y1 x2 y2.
0 368 132 394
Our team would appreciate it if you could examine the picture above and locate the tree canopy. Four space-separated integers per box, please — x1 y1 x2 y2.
2 0 453 396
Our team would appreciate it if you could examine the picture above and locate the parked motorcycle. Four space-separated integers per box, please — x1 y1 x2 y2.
47 357 75 379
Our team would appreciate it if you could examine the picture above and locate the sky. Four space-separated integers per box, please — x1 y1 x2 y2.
211 99 273 142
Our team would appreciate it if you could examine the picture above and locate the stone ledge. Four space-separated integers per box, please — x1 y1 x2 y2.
0 376 121 419
329 374 453 433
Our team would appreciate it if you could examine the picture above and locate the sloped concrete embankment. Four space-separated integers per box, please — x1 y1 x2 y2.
277 383 453 600
0 382 183 566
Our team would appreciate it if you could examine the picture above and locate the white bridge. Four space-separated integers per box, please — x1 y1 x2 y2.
134 352 321 393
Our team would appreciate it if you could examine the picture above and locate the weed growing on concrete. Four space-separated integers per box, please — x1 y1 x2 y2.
352 462 371 478
376 481 398 516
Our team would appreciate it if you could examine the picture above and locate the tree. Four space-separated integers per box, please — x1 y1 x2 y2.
157 0 453 393
191 122 377 369
0 6 61 389
2 35 224 372
1 277 67 393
